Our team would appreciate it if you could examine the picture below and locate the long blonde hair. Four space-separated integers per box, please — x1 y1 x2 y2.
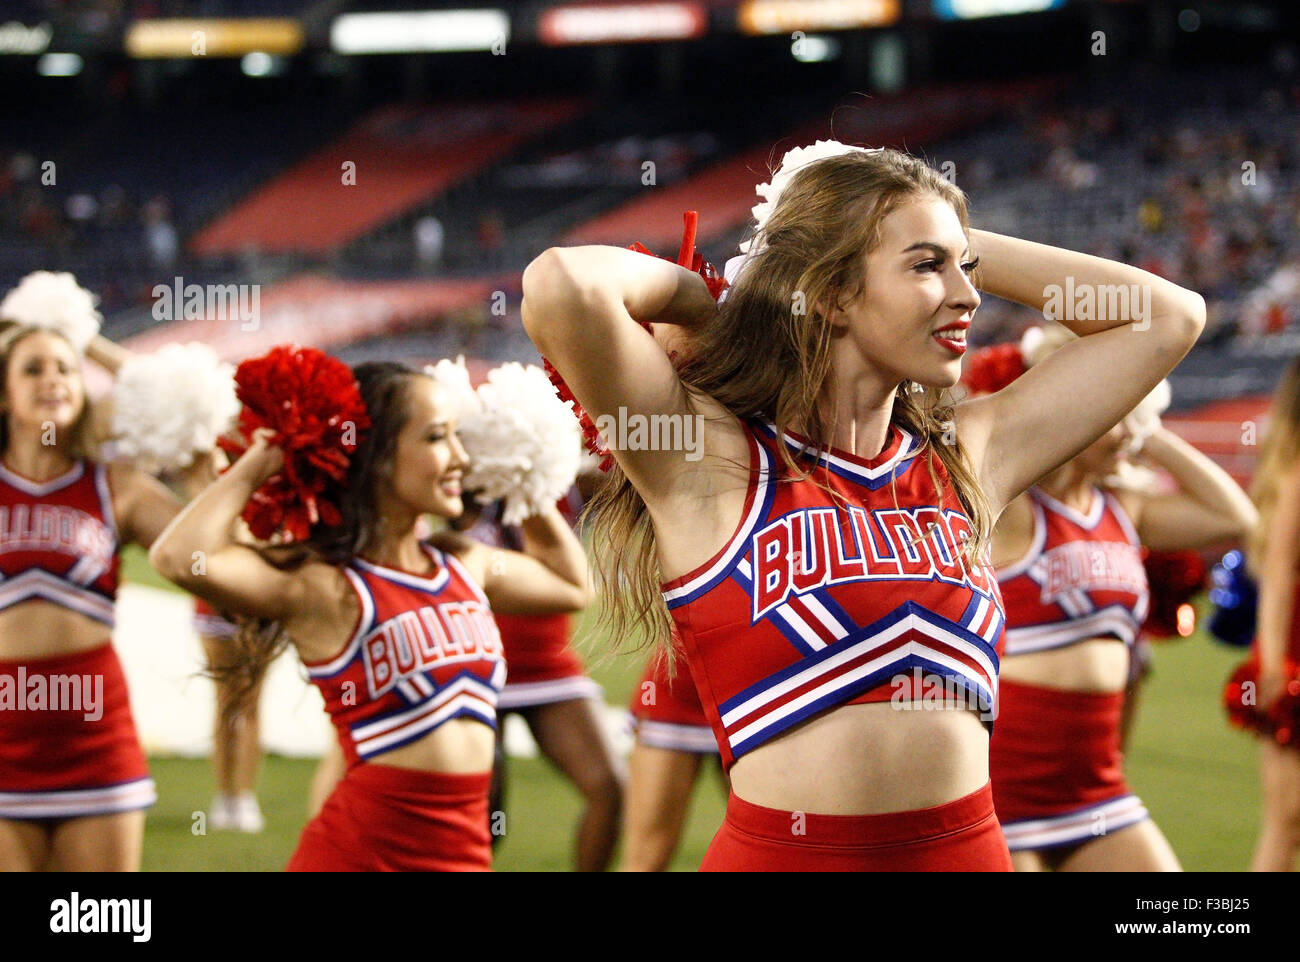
584 148 994 654
1247 356 1300 572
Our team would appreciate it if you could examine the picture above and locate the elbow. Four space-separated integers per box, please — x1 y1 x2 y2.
1161 290 1206 348
148 537 190 588
521 248 569 346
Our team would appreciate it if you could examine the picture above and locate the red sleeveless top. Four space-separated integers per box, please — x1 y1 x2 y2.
664 419 1005 771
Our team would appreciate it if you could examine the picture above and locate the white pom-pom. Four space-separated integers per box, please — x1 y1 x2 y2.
424 356 481 420
110 343 239 473
455 362 582 526
0 271 101 352
739 141 882 255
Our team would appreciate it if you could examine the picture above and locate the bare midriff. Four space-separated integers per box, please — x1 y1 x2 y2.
998 636 1130 693
728 702 990 815
0 601 112 661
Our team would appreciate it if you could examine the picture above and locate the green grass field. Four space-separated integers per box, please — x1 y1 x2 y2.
122 546 1265 872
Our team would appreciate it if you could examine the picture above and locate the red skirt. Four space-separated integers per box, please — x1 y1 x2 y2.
627 649 718 754
287 763 493 872
699 783 1011 871
0 642 155 820
990 679 1148 851
494 612 601 710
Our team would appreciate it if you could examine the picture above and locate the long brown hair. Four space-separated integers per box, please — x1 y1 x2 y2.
1247 357 1300 573
0 324 99 461
584 147 995 654
219 361 433 729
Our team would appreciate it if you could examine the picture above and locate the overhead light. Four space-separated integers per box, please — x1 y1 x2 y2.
539 3 708 45
739 0 899 34
37 52 82 76
792 34 840 62
331 11 509 54
932 0 1064 20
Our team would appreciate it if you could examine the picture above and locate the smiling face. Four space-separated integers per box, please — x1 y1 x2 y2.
2 330 86 443
382 377 469 520
829 195 981 391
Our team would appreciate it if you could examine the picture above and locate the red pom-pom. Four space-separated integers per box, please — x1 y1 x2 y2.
1140 549 1208 639
218 345 370 542
542 210 726 471
1223 656 1300 747
960 343 1027 396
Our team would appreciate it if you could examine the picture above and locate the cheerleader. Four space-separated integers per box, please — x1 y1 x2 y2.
453 494 624 872
524 142 1207 870
1228 357 1300 871
975 326 1256 871
622 646 723 872
0 273 182 871
149 352 591 870
181 453 265 832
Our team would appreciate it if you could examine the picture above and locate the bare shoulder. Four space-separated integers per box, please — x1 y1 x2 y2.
429 530 489 583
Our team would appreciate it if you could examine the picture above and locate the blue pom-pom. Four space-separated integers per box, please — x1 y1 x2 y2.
1207 550 1257 648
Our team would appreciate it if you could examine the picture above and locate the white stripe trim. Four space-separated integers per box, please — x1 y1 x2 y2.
1033 486 1104 529
497 675 603 709
304 568 374 677
1104 490 1141 545
766 421 921 481
663 441 772 603
442 549 488 605
352 673 501 743
1003 608 1139 655
94 462 119 547
0 778 156 819
720 614 998 732
635 719 719 753
0 460 84 496
0 570 115 622
1002 795 1149 851
354 683 499 757
352 547 450 594
995 495 1047 580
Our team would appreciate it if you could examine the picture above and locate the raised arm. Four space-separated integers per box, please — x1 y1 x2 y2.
956 230 1205 515
147 433 314 622
521 246 718 499
1122 427 1258 551
437 503 592 616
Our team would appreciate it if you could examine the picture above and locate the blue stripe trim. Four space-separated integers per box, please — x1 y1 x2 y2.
717 600 998 716
355 704 497 760
752 420 921 491
664 462 777 611
729 651 995 760
729 561 822 656
349 666 504 734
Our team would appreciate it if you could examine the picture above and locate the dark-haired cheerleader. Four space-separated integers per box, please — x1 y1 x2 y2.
150 353 591 870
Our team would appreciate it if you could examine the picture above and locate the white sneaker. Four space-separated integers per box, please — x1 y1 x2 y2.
209 793 264 833
230 793 265 833
208 795 237 831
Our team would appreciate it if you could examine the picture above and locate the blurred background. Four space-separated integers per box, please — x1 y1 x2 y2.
1 0 1297 869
